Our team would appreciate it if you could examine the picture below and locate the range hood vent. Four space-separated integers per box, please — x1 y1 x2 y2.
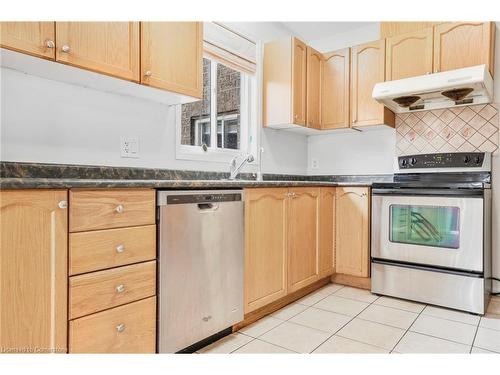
373 65 493 113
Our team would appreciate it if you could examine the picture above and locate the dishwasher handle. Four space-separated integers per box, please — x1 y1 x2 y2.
197 203 219 211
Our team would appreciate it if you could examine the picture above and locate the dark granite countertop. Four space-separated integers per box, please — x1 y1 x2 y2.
0 162 393 189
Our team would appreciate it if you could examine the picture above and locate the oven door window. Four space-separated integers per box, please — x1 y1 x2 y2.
389 205 460 249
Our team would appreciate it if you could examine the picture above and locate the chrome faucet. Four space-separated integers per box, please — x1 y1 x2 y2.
228 153 254 180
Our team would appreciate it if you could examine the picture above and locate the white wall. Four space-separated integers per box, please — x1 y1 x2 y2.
309 23 380 52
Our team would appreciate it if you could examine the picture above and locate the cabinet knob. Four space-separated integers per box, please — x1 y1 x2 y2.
116 244 125 253
61 45 70 53
115 284 126 293
115 204 124 214
45 40 55 49
58 200 68 209
116 323 126 333
144 70 152 77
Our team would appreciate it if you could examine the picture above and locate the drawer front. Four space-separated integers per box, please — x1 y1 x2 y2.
69 261 156 319
69 297 156 353
69 189 155 232
69 225 156 275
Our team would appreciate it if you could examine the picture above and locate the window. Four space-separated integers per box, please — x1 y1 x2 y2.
177 57 253 162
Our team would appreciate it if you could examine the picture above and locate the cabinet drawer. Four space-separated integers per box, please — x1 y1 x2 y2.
69 189 155 232
69 297 156 353
69 225 156 275
69 261 156 319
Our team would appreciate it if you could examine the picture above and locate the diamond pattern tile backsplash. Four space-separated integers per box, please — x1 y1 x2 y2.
395 104 499 156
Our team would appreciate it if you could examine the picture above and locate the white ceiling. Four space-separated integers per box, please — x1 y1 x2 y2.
280 22 377 42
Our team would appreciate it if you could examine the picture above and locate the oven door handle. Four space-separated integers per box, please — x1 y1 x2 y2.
371 188 484 197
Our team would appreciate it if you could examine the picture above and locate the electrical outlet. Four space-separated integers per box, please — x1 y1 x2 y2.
120 136 140 158
311 158 319 169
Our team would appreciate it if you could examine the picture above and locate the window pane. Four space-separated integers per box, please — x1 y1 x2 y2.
390 205 460 249
181 58 211 147
217 64 240 150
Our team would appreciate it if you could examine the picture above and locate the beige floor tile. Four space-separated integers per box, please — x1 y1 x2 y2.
471 346 498 354
394 332 471 354
373 296 426 313
313 335 388 353
233 339 295 353
238 316 284 338
198 333 252 354
259 321 331 353
410 315 477 345
333 286 378 303
422 305 480 325
290 307 352 333
358 304 418 330
480 315 500 331
336 318 405 350
296 289 332 306
270 302 308 321
316 283 344 295
314 295 369 317
474 327 500 353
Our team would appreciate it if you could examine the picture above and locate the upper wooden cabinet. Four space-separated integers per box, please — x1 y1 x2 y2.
351 39 394 128
306 46 322 129
0 190 68 353
55 22 140 81
141 22 203 98
433 22 495 75
335 187 370 278
321 48 350 130
0 22 55 59
380 22 443 38
292 38 308 126
244 188 288 313
318 188 336 278
287 188 320 293
386 28 433 80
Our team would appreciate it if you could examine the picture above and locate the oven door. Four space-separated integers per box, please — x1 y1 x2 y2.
371 189 484 273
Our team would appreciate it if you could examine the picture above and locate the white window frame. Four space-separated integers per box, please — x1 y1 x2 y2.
175 57 256 164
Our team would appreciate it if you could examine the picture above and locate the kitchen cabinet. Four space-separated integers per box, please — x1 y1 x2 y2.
433 22 495 75
351 39 395 128
386 28 433 80
292 38 308 126
319 188 336 278
0 190 68 353
55 22 140 81
287 188 320 293
321 48 350 129
335 187 370 278
306 47 322 129
0 22 55 59
141 22 203 98
244 188 288 313
380 22 443 39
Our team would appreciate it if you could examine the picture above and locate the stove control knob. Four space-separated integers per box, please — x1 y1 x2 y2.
474 156 482 165
463 155 471 164
410 157 417 166
401 159 408 167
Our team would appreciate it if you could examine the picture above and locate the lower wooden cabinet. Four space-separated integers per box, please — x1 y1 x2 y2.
0 190 68 353
319 187 336 277
335 187 370 277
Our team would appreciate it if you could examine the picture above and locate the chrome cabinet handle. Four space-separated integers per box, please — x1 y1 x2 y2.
116 323 126 333
144 70 152 77
61 45 70 53
116 244 125 253
115 204 124 213
115 284 125 293
45 40 55 49
58 200 68 209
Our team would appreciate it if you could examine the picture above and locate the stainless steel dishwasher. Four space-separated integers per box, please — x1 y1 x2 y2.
157 190 244 353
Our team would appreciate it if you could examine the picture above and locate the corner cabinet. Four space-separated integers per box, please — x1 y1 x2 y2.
351 39 394 128
0 190 68 353
335 187 370 278
141 22 203 98
0 22 56 59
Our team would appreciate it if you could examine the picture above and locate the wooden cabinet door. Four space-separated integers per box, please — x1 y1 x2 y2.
319 188 335 278
55 22 140 81
0 22 55 59
351 40 386 127
433 22 495 75
287 188 320 293
322 48 350 129
306 46 322 129
335 187 370 277
291 37 307 126
141 22 203 98
244 188 288 313
0 190 68 353
386 28 433 80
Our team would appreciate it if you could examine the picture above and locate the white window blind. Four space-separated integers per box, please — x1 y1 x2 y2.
203 22 257 75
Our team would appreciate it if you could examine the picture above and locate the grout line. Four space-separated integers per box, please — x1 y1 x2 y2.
389 301 427 353
470 323 480 354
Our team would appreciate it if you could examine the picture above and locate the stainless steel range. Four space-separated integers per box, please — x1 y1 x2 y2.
371 152 492 314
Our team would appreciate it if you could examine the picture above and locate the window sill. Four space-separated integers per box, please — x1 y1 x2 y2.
176 144 246 164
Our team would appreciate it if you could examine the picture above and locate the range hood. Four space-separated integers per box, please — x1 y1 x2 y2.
372 65 494 113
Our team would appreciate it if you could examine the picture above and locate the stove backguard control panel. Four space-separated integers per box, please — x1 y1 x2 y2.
398 152 485 169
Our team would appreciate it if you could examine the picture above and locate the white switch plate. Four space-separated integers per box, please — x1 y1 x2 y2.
311 158 319 169
120 136 140 158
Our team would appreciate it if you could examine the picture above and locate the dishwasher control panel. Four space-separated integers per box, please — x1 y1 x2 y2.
166 192 242 205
